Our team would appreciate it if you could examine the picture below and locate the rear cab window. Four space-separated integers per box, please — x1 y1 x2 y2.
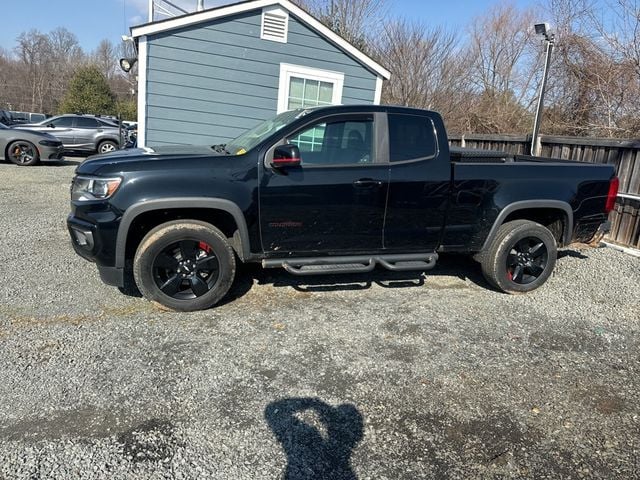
75 117 100 128
388 113 438 162
98 119 117 127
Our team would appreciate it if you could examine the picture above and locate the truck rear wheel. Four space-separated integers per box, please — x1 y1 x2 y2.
133 220 236 311
480 220 557 293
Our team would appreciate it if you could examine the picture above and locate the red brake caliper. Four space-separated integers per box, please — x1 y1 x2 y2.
198 241 212 253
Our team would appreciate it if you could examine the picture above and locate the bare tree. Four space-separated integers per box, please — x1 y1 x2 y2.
14 30 53 112
543 0 640 136
585 0 640 77
0 49 13 110
374 19 472 131
93 39 118 81
291 0 387 49
465 3 542 133
49 28 84 112
48 27 83 64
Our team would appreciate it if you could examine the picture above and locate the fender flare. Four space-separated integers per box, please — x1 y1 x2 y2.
114 197 252 268
480 200 574 251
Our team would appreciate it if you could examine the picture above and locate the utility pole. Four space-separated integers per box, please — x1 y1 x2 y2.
530 23 555 156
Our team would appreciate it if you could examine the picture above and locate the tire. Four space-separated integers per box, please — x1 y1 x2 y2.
133 220 236 311
480 219 557 293
97 140 118 154
7 140 40 166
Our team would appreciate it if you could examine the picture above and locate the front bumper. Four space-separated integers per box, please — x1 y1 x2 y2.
68 215 124 287
98 265 124 287
67 202 122 281
41 143 64 160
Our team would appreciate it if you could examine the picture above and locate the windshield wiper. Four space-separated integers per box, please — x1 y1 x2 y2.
212 143 230 154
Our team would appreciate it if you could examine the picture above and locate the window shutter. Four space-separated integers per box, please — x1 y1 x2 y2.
261 8 288 43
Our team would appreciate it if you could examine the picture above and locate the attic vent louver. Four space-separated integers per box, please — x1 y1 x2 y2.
261 7 289 43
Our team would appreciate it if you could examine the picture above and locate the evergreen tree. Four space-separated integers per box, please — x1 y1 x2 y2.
59 65 116 115
116 99 137 121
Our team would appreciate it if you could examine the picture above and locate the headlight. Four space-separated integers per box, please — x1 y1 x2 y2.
39 139 61 147
71 176 122 201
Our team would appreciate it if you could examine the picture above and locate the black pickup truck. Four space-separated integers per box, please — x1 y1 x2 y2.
67 105 618 311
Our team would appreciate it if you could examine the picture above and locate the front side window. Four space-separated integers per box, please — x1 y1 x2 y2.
50 117 74 127
289 116 374 166
278 63 344 113
388 113 438 162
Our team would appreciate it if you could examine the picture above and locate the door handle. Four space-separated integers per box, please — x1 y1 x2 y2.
353 178 383 187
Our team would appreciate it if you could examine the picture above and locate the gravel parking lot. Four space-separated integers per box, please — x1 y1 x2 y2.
0 159 638 479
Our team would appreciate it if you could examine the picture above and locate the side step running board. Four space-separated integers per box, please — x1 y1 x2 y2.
263 253 438 276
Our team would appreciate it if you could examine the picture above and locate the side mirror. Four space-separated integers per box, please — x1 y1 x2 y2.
272 144 301 168
48 123 55 128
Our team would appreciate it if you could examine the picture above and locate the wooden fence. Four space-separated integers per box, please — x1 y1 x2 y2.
448 133 640 250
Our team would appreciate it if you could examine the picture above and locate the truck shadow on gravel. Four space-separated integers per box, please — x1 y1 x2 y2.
220 248 591 304
118 249 591 305
265 397 363 480
557 249 590 259
222 254 496 304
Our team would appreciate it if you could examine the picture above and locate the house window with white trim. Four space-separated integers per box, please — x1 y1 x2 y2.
277 63 344 113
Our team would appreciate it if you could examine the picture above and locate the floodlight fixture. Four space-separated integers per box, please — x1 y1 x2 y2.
119 58 138 73
534 23 549 36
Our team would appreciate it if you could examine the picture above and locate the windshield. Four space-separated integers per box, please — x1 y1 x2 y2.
225 109 306 154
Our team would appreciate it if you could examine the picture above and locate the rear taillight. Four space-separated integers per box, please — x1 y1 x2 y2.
605 176 619 213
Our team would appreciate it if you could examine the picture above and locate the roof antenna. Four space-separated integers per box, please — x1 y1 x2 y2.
197 0 205 11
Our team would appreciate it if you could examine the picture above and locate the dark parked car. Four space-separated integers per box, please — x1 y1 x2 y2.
15 114 121 154
67 105 618 311
10 111 47 124
0 110 23 126
0 122 63 166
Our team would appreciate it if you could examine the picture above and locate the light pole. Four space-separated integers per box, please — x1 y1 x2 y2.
530 23 555 156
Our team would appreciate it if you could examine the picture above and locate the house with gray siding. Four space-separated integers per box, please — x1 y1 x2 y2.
130 0 390 147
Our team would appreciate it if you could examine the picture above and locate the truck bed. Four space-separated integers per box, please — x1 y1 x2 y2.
449 146 580 164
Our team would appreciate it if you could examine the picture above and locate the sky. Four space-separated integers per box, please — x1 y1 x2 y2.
0 0 538 54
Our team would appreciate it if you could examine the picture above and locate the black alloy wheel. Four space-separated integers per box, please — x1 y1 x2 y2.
506 237 548 284
152 239 220 299
133 220 236 311
7 140 40 166
480 219 557 293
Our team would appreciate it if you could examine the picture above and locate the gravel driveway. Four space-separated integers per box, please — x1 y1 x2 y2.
0 159 638 479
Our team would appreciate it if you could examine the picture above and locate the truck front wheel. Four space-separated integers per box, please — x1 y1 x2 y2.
480 220 557 293
133 220 236 311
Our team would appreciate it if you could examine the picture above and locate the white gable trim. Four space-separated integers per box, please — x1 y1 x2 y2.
131 0 390 79
374 76 383 104
137 35 148 147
